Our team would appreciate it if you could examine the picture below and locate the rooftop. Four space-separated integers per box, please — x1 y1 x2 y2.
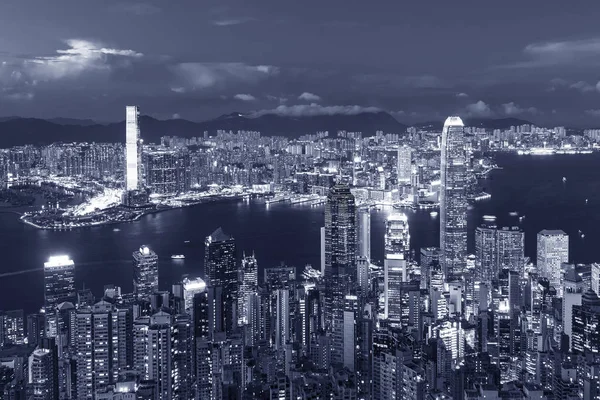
207 227 232 243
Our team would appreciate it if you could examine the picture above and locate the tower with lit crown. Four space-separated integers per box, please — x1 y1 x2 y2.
439 116 468 278
133 245 159 301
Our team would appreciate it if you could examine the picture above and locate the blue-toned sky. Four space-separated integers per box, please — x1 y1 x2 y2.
2 0 600 126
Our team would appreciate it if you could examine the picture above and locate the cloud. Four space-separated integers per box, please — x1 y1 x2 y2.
171 87 186 94
456 92 469 98
172 113 181 119
298 92 321 102
569 81 596 93
23 39 143 81
503 37 600 69
212 17 254 26
465 100 492 117
502 102 538 116
114 3 161 16
253 103 381 117
173 62 278 90
234 93 256 101
585 109 600 117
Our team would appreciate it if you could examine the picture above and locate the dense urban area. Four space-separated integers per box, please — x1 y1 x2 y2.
1 107 600 400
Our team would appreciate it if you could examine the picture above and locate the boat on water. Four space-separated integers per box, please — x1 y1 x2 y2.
563 177 567 183
184 240 191 244
113 228 120 232
171 254 185 260
430 211 438 217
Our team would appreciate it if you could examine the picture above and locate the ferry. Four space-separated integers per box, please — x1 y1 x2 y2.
113 228 120 232
171 254 185 260
430 211 438 217
562 177 567 183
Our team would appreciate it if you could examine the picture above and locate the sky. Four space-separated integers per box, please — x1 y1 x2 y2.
2 0 600 126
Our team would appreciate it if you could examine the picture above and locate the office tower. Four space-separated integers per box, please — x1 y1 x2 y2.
43 255 76 313
182 277 206 322
397 145 412 184
385 212 410 258
384 256 406 326
440 116 468 278
324 184 357 365
125 105 142 191
357 209 371 261
28 338 58 400
205 227 238 333
133 245 159 301
239 253 258 325
497 226 525 274
475 219 497 283
537 230 569 292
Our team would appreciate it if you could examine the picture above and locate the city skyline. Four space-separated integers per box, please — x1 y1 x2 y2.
3 2 600 399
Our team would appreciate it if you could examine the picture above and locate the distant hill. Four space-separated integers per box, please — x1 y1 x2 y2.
0 111 408 147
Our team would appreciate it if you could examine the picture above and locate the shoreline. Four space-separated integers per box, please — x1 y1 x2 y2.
19 194 247 230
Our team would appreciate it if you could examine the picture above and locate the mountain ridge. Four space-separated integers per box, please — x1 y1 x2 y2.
0 113 547 147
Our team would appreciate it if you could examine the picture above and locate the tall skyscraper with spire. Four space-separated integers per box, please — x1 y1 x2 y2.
439 116 468 278
125 105 142 191
324 184 357 365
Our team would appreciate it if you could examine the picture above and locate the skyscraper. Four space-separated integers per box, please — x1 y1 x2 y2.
537 229 569 291
397 145 412 184
125 105 142 191
28 339 58 400
182 277 206 321
239 253 258 325
133 245 159 301
384 213 410 258
324 184 357 365
440 116 468 278
43 256 76 313
357 209 371 261
74 300 132 398
205 227 238 333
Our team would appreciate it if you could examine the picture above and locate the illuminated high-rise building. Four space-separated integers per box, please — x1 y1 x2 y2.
537 229 568 292
205 227 238 333
475 219 498 283
239 253 258 325
43 256 76 313
133 245 159 301
384 213 409 258
324 184 357 365
440 116 468 278
182 277 206 322
357 209 371 261
397 145 412 184
28 338 58 400
125 105 142 191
